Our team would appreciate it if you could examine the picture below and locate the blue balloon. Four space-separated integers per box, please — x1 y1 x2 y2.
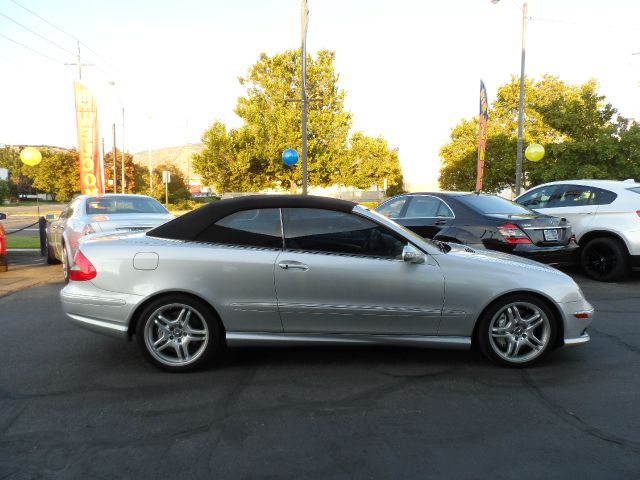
282 148 299 166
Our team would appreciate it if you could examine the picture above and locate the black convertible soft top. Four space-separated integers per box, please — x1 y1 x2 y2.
147 194 357 241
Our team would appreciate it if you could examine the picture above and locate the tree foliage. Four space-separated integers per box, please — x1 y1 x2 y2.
22 149 79 202
135 162 190 204
103 149 137 194
439 75 640 193
194 50 403 193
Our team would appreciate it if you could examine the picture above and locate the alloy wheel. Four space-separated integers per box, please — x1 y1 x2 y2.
143 303 210 367
488 301 551 364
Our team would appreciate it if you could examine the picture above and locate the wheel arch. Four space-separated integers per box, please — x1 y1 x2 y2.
471 290 565 349
127 290 226 341
578 230 630 255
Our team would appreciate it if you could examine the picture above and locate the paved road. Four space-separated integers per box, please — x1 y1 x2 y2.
1 204 64 238
0 270 639 479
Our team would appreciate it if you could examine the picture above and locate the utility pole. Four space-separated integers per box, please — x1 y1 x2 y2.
121 107 125 193
515 2 528 196
112 123 117 193
65 41 92 80
301 0 309 195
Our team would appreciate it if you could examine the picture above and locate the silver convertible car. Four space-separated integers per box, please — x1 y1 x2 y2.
60 195 593 371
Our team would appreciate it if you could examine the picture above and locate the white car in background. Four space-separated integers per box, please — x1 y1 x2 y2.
516 179 640 281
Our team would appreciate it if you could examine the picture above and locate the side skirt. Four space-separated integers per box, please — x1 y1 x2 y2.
226 332 471 350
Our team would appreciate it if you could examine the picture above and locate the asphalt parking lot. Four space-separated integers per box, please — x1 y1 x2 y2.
0 267 639 479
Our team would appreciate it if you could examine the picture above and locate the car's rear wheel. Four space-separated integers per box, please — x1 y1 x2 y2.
61 244 71 283
45 237 60 265
580 237 628 282
136 294 223 372
477 294 557 367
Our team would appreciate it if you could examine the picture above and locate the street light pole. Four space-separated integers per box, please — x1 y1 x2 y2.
492 0 528 195
108 81 126 193
515 2 528 196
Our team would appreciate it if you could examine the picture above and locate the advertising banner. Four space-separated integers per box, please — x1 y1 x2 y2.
74 81 105 195
476 80 489 192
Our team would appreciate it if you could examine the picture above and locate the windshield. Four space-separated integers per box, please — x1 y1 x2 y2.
86 196 168 215
458 195 535 215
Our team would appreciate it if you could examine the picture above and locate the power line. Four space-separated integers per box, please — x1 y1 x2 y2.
8 0 119 73
0 32 68 65
0 11 76 58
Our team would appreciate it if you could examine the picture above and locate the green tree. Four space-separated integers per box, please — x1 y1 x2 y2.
136 162 190 204
439 75 640 193
0 146 32 199
194 50 357 192
22 149 79 201
104 149 137 193
339 132 404 195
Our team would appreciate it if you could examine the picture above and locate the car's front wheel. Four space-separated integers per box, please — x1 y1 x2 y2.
45 236 60 265
476 294 557 367
580 237 628 282
136 295 223 372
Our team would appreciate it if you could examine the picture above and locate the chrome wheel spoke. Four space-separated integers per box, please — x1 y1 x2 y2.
527 333 544 349
155 337 172 352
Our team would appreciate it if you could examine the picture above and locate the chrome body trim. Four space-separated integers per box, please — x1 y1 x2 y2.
226 332 471 349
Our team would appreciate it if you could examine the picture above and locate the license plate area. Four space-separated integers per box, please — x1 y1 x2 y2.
543 229 559 241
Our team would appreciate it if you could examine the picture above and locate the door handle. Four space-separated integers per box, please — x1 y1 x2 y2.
434 220 447 225
278 261 309 271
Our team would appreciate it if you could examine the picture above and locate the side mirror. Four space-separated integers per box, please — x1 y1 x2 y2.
402 244 425 264
0 213 6 220
45 213 57 221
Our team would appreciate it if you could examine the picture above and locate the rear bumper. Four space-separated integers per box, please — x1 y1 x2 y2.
60 282 144 339
508 243 579 266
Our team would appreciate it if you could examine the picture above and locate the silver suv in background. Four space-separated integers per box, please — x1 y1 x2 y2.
516 179 640 281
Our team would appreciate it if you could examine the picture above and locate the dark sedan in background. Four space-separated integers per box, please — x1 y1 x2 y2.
376 192 578 265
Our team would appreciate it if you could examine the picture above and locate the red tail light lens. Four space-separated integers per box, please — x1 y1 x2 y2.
636 210 640 217
70 250 97 281
498 223 531 244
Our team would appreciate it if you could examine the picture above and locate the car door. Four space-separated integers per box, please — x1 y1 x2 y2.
522 184 600 239
274 208 445 335
191 207 285 332
394 195 455 239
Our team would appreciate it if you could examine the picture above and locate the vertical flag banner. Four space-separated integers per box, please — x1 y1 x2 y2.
74 81 105 195
476 80 489 192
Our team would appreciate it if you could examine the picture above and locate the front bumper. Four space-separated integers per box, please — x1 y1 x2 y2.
60 282 144 339
557 299 594 347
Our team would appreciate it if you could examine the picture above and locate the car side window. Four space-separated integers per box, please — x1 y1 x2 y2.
404 196 441 218
551 185 596 207
518 185 559 208
593 188 617 205
282 208 406 259
435 199 454 218
376 197 407 219
195 208 283 248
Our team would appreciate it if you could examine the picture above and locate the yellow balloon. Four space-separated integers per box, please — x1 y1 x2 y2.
20 147 42 166
525 143 545 162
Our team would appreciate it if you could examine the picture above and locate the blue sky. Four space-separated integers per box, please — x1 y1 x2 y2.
1 0 639 190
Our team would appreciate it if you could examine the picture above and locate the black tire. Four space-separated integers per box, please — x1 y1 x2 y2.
45 237 61 265
476 294 557 367
62 244 71 283
580 237 628 282
135 294 224 372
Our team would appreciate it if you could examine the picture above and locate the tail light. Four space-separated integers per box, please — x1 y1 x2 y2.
498 223 531 244
636 210 640 217
70 250 97 281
